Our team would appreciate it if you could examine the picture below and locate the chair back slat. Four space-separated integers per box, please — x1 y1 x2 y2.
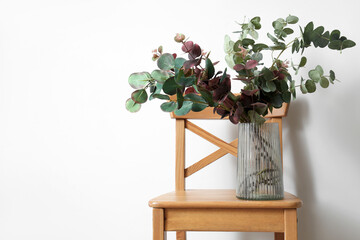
171 103 288 119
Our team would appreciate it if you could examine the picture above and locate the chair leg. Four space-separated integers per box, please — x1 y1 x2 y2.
153 208 166 240
274 232 284 240
176 231 186 240
284 209 297 240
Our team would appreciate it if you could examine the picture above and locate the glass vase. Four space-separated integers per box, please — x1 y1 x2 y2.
236 123 284 200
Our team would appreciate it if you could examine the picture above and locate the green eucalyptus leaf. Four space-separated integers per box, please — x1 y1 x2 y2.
342 40 356 49
225 54 235 68
309 70 321 82
192 103 208 112
266 81 276 92
330 30 340 41
270 94 283 108
303 22 314 45
128 72 152 89
250 16 261 30
282 91 292 103
292 38 300 53
224 35 235 54
252 43 268 52
248 110 266 125
125 98 141 113
320 76 329 88
199 89 214 107
157 53 175 70
328 40 342 50
149 83 163 100
314 31 330 48
174 101 193 116
205 58 215 78
242 38 255 46
300 77 308 94
315 65 324 76
184 93 206 103
249 29 259 39
131 89 148 104
151 94 170 100
178 75 196 87
329 70 335 84
286 15 299 24
310 26 324 42
305 80 316 93
160 101 177 112
174 58 186 72
283 28 294 35
272 18 286 30
151 70 170 84
176 88 184 109
299 56 307 67
163 77 178 95
251 52 263 62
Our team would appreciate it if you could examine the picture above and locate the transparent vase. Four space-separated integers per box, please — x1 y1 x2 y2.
236 123 284 200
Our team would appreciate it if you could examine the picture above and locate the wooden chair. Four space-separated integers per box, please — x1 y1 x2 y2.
149 103 302 240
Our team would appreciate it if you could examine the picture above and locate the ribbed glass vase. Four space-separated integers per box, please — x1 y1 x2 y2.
236 123 284 200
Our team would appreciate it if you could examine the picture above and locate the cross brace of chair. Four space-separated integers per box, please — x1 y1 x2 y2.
184 120 238 177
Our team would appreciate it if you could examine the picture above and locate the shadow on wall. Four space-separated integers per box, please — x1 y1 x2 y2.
285 100 360 240
284 100 317 240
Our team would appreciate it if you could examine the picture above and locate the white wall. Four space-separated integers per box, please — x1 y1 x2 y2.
0 0 359 239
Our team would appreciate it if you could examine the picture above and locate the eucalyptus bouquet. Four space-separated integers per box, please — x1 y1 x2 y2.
125 15 355 124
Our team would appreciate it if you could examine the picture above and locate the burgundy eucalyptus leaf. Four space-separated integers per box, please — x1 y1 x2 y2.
181 41 194 53
172 53 177 59
251 102 267 108
183 59 200 69
213 76 231 101
229 115 239 124
234 64 245 71
241 89 259 96
190 44 201 57
185 86 196 94
216 108 229 119
245 60 258 69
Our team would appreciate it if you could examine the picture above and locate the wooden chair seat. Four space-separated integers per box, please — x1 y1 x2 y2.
149 189 302 209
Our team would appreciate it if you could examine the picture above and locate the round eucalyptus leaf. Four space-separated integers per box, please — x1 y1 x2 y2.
125 98 141 113
174 101 193 116
162 77 178 95
299 56 307 67
308 70 321 82
266 81 276 92
174 57 186 71
315 65 324 76
157 53 175 70
286 15 299 24
342 40 356 49
192 103 208 112
128 72 152 89
330 30 340 41
305 80 316 93
160 101 177 112
328 40 342 50
151 70 170 84
283 28 294 34
131 89 148 104
320 76 329 88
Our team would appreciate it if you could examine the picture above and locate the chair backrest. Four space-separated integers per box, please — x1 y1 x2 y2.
170 104 289 191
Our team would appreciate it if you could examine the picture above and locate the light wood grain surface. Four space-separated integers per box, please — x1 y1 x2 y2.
149 189 302 209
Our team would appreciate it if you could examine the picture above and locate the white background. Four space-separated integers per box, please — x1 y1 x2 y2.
1 0 359 239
